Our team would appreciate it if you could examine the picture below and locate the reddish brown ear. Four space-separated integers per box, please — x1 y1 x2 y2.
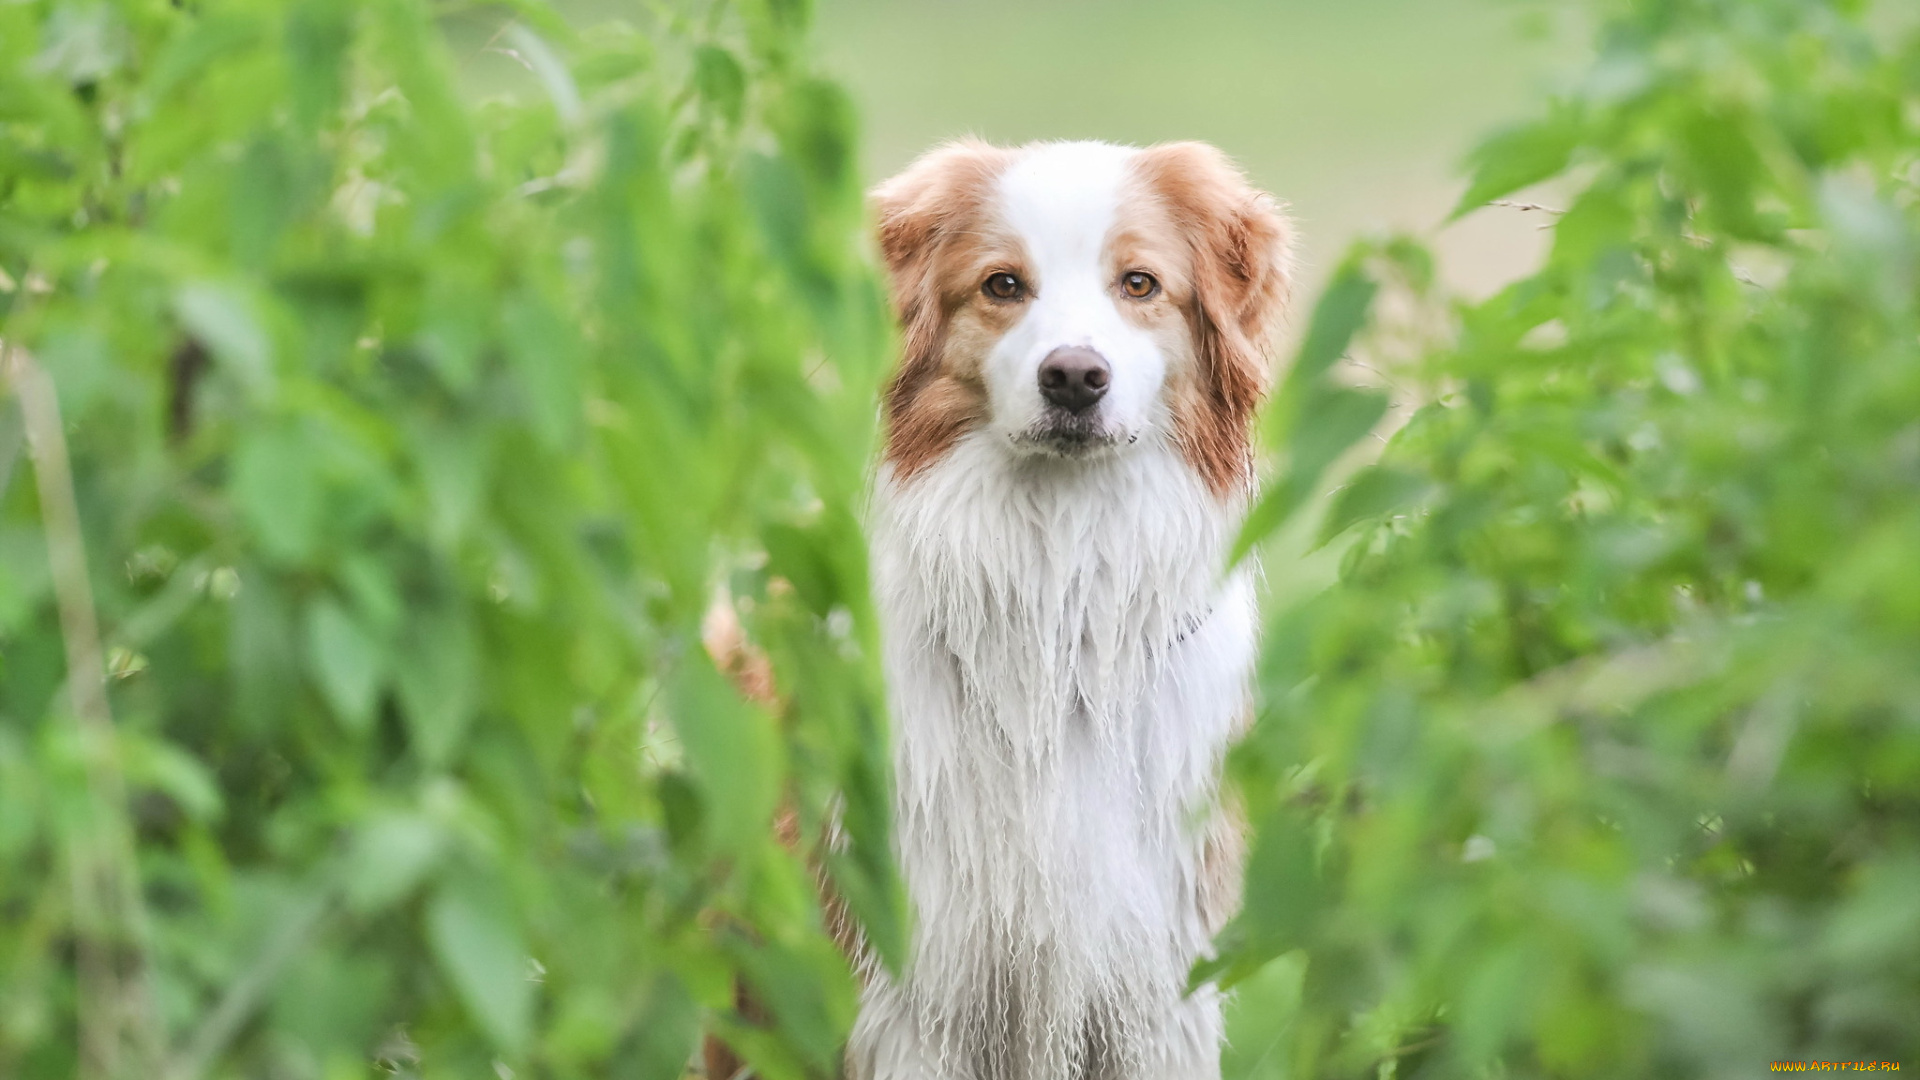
868 140 1012 475
869 138 1013 327
1133 142 1293 494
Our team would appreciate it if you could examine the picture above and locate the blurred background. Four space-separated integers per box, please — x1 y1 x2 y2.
815 0 1586 306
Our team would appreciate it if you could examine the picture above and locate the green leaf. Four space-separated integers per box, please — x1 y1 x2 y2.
1449 109 1580 220
395 603 479 766
667 649 782 855
285 2 351 130
503 23 582 128
1288 261 1377 384
1454 941 1535 1065
122 735 224 822
1289 387 1390 487
0 528 51 635
627 975 701 1080
1316 465 1432 546
231 427 323 563
1220 952 1307 1080
763 522 839 618
410 420 486 551
230 566 299 732
36 322 113 416
727 929 857 1075
426 874 532 1055
501 292 584 448
304 598 384 733
1233 386 1388 563
176 281 275 394
1193 809 1323 989
694 45 747 126
345 812 445 914
416 280 488 392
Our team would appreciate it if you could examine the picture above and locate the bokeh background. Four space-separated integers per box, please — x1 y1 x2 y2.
815 0 1583 305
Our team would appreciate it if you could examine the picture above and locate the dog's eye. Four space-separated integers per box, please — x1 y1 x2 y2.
983 272 1025 300
1121 271 1159 299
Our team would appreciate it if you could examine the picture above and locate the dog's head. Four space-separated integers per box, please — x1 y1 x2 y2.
871 139 1292 495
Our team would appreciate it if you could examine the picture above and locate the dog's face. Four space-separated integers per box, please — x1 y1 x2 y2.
871 140 1292 495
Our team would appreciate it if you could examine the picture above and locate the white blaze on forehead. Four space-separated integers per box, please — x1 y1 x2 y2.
978 140 1170 447
993 141 1137 276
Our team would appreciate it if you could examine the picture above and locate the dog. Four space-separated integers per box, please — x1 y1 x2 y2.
850 139 1293 1080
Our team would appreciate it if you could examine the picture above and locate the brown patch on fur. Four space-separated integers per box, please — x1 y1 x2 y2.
870 140 1019 478
1104 219 1196 343
1127 143 1293 497
701 592 778 707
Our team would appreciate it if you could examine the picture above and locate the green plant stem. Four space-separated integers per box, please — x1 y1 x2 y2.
3 342 161 1080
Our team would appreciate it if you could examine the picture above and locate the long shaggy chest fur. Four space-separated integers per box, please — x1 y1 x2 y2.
856 435 1256 1080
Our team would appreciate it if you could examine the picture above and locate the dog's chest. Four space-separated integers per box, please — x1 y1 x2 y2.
873 437 1249 935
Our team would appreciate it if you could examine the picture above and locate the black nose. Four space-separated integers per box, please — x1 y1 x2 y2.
1037 347 1111 413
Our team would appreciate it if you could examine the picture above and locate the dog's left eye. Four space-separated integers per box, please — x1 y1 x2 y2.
1121 271 1159 299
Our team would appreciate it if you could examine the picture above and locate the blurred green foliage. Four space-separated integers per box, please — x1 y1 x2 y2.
1222 0 1920 1077
0 0 899 1077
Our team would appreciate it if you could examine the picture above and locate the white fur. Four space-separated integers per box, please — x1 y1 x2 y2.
852 143 1257 1080
982 143 1169 447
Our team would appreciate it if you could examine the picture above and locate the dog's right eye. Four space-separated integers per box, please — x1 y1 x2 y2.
983 272 1025 300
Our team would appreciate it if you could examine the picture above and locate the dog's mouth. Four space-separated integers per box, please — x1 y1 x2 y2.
1016 410 1128 456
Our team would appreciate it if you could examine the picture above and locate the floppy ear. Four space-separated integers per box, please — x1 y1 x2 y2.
869 138 1011 327
868 140 1012 468
1134 141 1293 493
